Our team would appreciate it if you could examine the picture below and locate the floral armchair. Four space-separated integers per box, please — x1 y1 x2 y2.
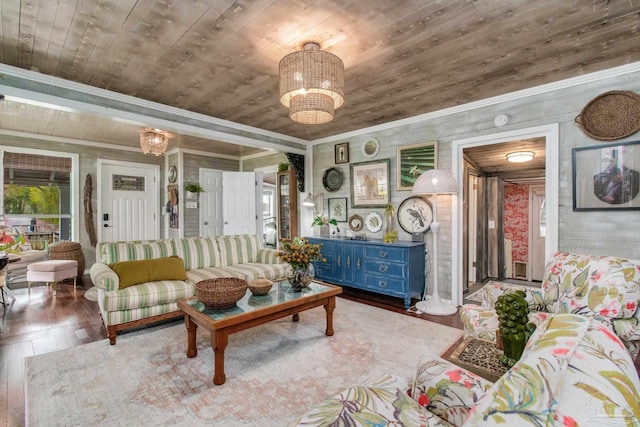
295 314 640 426
461 251 640 358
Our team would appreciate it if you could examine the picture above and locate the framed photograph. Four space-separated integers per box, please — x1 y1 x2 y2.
328 197 348 221
572 140 640 211
396 141 438 190
350 159 390 208
335 142 349 164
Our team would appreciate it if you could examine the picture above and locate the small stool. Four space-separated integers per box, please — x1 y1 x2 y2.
26 260 78 294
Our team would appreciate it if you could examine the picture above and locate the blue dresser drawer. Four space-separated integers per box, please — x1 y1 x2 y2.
363 274 404 293
364 246 406 262
364 260 406 278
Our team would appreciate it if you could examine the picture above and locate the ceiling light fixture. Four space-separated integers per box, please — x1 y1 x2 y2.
140 128 168 156
506 151 535 163
279 42 345 125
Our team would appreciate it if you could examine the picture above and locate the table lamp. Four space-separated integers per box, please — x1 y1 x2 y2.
412 169 458 316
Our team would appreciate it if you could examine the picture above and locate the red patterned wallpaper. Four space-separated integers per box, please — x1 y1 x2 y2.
504 183 529 264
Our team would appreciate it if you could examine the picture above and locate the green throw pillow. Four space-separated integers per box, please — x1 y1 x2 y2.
109 256 188 289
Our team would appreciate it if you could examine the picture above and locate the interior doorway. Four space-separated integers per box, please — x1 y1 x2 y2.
452 124 559 306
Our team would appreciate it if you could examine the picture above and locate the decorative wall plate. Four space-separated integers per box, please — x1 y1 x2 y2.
362 137 380 158
365 212 383 233
322 167 343 192
398 196 433 234
348 214 363 231
168 165 177 183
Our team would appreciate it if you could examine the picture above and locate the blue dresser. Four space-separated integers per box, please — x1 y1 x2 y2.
307 237 426 308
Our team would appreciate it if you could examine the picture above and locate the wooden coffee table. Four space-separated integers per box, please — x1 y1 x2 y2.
177 280 342 385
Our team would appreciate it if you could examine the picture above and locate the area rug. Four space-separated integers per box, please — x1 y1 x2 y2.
441 337 507 382
25 298 462 426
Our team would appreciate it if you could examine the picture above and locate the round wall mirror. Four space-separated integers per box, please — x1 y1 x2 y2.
362 138 380 158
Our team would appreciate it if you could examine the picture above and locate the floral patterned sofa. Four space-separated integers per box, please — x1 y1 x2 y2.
295 314 640 426
461 251 640 358
90 234 288 344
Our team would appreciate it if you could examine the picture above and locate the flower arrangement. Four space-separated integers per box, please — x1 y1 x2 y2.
311 215 338 227
276 237 326 271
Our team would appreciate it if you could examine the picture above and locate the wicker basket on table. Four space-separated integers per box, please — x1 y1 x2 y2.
195 278 248 310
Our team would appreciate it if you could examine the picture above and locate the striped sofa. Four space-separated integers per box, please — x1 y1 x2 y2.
90 235 288 344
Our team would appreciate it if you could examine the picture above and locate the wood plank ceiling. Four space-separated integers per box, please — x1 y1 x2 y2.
0 0 639 153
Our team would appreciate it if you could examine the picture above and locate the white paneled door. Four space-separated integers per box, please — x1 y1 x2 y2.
98 160 159 242
200 169 224 238
222 172 262 236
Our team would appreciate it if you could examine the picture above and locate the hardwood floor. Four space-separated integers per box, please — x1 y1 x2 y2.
0 277 637 427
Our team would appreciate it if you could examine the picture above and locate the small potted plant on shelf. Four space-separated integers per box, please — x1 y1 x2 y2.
185 182 204 199
312 215 337 237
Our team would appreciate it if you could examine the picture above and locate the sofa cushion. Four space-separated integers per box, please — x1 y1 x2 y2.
109 256 188 289
99 240 175 264
221 263 290 282
102 279 194 311
216 235 261 266
173 237 221 270
186 267 246 283
542 252 640 319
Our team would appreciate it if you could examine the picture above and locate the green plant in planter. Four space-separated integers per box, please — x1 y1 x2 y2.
278 162 289 172
185 183 204 193
495 290 536 367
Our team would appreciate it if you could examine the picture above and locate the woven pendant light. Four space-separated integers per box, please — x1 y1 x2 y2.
279 42 344 124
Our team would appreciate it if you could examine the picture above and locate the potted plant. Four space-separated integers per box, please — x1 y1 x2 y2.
311 215 337 237
185 182 204 199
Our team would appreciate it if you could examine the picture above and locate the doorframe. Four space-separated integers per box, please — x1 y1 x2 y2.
452 123 559 306
97 159 160 242
528 184 546 281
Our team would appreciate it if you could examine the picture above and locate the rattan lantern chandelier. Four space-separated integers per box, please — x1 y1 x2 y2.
279 42 345 124
139 128 168 156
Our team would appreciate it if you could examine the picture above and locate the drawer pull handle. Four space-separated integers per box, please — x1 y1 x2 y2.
337 255 341 267
379 280 387 288
347 256 351 268
379 264 388 273
379 250 387 258
356 258 361 269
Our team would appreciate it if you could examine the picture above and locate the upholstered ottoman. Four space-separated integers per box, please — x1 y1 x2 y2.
27 260 78 294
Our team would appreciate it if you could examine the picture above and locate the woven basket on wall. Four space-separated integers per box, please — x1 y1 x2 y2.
575 90 640 141
48 241 85 277
195 278 248 310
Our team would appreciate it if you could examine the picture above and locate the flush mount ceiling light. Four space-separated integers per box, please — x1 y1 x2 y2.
279 42 345 125
140 128 168 156
506 151 535 163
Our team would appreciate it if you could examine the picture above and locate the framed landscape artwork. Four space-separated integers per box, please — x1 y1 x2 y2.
572 140 640 211
396 141 438 190
350 159 390 208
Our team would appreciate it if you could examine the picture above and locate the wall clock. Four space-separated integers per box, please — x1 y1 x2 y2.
397 196 433 234
168 166 177 183
365 212 383 233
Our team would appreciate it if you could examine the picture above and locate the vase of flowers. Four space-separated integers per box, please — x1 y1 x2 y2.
276 237 325 291
311 215 337 237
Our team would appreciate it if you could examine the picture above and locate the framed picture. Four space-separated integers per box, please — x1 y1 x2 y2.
396 141 438 190
328 197 348 221
572 140 640 211
335 142 349 164
350 159 390 208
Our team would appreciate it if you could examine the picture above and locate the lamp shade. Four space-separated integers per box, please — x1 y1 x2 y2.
302 193 316 207
279 43 344 124
412 169 458 195
140 128 168 156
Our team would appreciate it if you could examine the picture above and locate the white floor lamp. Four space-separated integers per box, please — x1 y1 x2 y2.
412 169 458 316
